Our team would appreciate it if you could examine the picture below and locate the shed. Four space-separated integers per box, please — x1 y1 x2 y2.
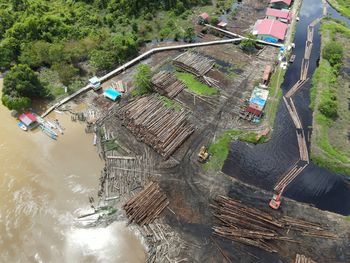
198 12 209 25
246 104 263 117
217 21 228 29
19 112 37 129
266 8 292 23
270 0 292 9
253 19 288 42
246 87 269 116
103 88 121 101
89 76 101 91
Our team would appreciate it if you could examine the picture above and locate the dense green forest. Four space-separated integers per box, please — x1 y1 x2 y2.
0 0 231 110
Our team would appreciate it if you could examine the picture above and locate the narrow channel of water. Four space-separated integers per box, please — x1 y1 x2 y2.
223 0 350 215
0 78 146 262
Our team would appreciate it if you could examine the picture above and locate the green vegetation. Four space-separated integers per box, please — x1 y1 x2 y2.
132 64 152 96
310 19 350 175
0 0 215 110
158 95 182 111
2 64 46 110
204 130 265 171
327 0 350 18
346 216 350 222
176 72 218 95
240 33 258 52
105 140 119 152
264 67 286 127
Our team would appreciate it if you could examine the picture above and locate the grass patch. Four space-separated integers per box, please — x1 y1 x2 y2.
310 19 350 175
204 130 264 171
105 139 119 151
264 67 286 127
176 72 218 96
327 0 350 18
346 216 350 222
157 95 182 111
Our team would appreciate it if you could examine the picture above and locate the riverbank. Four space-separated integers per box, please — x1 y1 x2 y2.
327 0 350 18
310 18 350 175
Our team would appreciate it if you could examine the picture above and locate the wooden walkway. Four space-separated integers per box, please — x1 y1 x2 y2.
41 38 243 117
204 24 284 48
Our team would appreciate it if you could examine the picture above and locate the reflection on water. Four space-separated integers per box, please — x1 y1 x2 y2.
0 78 146 262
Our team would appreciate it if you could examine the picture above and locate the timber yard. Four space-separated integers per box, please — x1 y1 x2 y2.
2 0 350 262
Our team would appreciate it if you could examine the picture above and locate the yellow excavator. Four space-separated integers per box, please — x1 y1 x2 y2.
198 146 209 163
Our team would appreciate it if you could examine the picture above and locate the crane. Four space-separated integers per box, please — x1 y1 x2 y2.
269 185 286 210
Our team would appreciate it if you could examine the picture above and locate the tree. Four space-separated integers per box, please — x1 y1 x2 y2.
319 100 338 119
184 26 195 42
3 64 45 98
210 16 219 26
322 41 344 68
133 64 152 95
1 94 31 111
89 49 116 72
51 62 79 86
240 33 257 52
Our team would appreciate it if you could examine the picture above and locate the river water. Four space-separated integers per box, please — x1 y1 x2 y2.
0 78 146 262
223 0 350 215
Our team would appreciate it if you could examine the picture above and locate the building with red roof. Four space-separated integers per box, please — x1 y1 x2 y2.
19 112 37 129
270 0 292 9
253 19 288 43
198 12 209 25
266 8 292 23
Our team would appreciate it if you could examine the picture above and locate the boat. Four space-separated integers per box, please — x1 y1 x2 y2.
289 54 296 63
40 124 58 140
17 122 28 131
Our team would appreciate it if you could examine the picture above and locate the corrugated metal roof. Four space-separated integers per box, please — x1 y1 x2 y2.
249 87 269 108
266 8 292 21
199 12 209 19
103 88 121 101
270 0 292 5
19 112 37 126
253 19 288 40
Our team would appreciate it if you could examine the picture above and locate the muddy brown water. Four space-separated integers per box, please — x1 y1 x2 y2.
0 78 146 262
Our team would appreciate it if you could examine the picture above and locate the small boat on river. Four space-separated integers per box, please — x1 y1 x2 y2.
17 122 28 131
289 54 296 63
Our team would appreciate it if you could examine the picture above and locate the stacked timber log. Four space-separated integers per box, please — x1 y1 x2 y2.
151 71 186 98
123 182 169 225
173 51 215 76
211 195 337 253
294 254 316 263
116 95 195 159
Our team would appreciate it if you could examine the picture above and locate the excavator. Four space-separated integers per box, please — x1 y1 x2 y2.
269 185 286 210
198 146 209 163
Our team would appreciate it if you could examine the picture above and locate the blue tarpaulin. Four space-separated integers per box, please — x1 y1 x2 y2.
103 88 121 101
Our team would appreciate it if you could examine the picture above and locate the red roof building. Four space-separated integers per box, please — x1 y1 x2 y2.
253 19 288 42
19 112 37 127
266 8 292 23
270 0 292 9
199 12 209 20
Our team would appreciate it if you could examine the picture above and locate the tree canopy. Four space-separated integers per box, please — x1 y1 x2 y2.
2 64 45 110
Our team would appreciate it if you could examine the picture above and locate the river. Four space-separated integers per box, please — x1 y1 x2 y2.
223 0 350 215
0 78 146 262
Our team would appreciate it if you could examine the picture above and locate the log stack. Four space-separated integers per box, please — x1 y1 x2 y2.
173 51 215 76
151 71 186 98
211 195 337 253
116 95 195 158
294 254 316 263
123 182 169 225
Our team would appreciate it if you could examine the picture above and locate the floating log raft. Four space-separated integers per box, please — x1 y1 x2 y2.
116 95 195 159
295 254 316 263
211 196 336 254
173 51 215 76
123 182 169 225
151 71 186 98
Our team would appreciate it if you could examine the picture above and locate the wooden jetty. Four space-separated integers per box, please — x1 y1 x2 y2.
151 71 186 98
123 182 169 226
116 95 195 159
